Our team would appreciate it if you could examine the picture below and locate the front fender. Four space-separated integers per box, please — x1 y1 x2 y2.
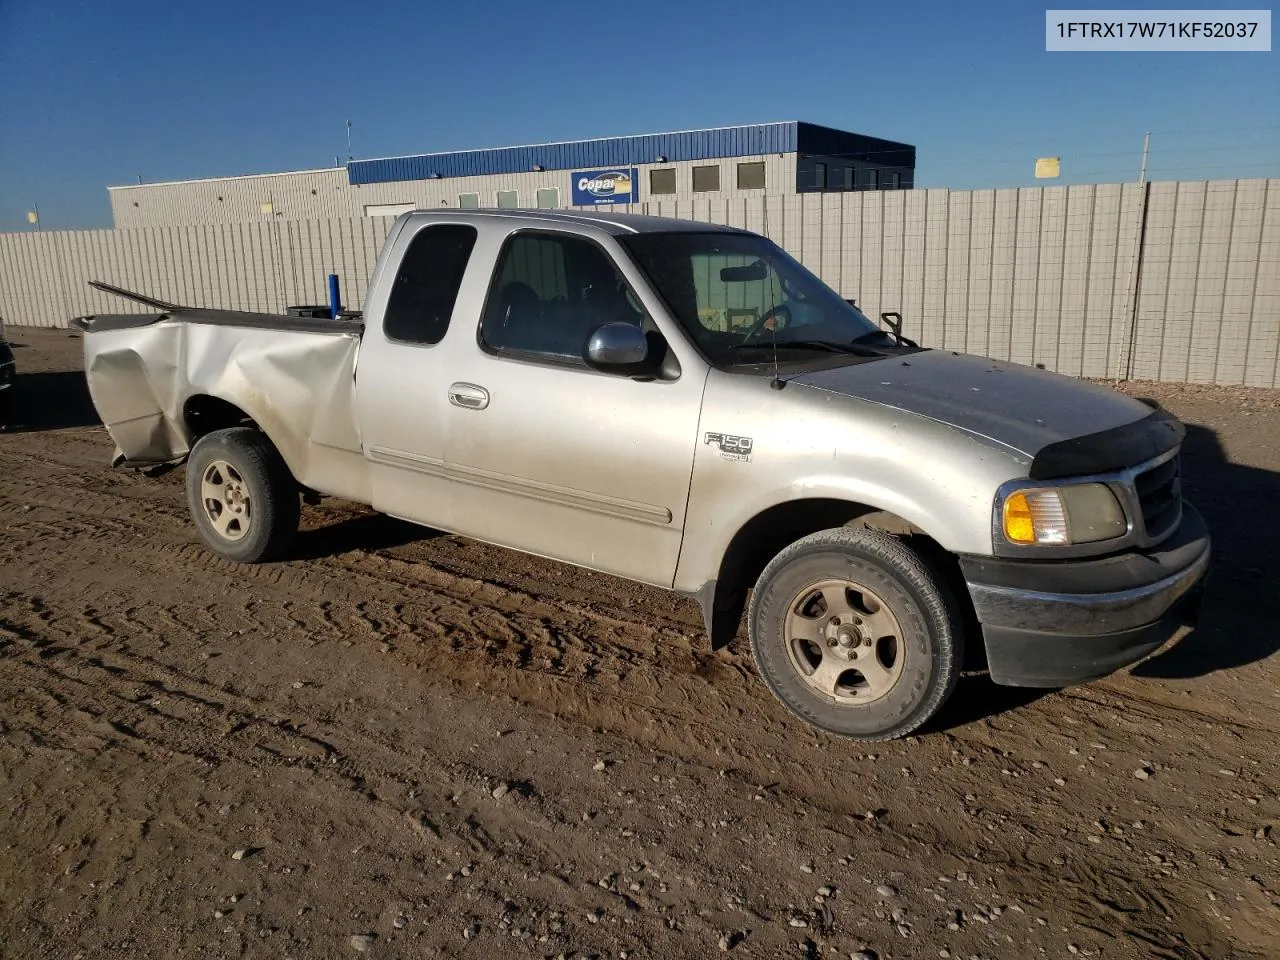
672 376 1029 596
673 473 982 598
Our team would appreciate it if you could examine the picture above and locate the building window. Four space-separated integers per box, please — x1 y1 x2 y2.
650 168 677 195
536 187 559 209
692 165 720 193
736 161 766 190
867 170 879 189
383 225 479 346
890 172 901 189
458 193 480 209
814 162 827 189
363 202 415 218
496 190 518 208
843 167 855 190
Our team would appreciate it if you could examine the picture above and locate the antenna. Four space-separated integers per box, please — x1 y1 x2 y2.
759 198 784 389
346 119 353 163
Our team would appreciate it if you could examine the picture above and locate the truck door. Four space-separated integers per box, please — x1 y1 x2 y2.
438 228 704 588
353 220 481 531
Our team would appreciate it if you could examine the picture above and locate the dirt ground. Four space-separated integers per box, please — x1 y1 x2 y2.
2 326 1277 960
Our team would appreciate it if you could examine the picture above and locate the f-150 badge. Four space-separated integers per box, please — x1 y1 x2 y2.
704 432 753 462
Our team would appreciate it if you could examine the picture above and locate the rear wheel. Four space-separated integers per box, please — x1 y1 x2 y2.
185 427 299 562
747 526 963 740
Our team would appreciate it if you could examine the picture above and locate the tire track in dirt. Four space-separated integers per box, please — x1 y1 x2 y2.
0 603 848 959
0 606 707 902
1 480 764 749
3 539 1267 960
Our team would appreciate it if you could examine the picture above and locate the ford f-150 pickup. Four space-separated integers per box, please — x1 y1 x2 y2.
76 209 1210 741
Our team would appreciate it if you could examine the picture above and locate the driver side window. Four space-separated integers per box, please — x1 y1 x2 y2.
690 252 786 335
481 232 648 362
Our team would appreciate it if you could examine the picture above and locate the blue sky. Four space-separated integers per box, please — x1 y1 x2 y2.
0 0 1276 229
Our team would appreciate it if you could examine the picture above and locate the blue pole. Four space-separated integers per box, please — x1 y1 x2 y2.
327 273 342 319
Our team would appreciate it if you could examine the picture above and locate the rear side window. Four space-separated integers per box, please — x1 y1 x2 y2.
383 224 478 345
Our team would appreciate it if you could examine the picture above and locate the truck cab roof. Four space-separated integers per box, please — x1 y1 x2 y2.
395 207 751 236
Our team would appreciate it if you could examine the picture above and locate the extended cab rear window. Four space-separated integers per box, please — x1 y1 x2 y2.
384 224 478 345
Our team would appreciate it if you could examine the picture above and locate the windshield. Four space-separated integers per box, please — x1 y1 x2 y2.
620 231 885 367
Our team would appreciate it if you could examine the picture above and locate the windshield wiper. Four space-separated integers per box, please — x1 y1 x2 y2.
729 339 883 356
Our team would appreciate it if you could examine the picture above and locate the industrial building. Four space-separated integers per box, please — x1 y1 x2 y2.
108 122 915 228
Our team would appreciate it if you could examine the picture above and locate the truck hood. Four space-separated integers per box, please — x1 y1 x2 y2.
791 350 1182 478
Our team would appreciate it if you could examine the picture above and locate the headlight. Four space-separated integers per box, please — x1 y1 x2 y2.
1001 483 1127 546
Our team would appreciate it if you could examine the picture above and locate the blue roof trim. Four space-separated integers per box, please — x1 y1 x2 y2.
348 123 799 184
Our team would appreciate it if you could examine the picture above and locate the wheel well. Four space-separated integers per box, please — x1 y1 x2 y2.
702 499 981 662
181 396 314 501
183 395 255 441
717 500 925 601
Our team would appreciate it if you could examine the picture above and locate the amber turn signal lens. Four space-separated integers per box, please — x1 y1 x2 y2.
1003 492 1037 544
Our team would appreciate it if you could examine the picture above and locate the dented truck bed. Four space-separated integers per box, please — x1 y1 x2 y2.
76 284 371 504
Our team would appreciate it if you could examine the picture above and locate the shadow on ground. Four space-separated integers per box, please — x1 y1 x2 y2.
1131 421 1280 679
1 370 100 433
290 512 441 561
926 674 1050 733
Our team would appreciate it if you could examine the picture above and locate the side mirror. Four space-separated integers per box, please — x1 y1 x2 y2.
880 311 919 348
584 322 650 374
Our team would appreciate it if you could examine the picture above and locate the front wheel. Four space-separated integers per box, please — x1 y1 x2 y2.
747 527 963 740
185 427 300 563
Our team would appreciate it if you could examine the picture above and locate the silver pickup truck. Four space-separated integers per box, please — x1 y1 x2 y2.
77 209 1210 741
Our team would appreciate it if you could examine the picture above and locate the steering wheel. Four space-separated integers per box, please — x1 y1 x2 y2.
742 303 792 343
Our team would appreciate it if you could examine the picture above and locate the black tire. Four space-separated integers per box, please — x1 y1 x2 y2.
185 427 300 563
747 526 963 741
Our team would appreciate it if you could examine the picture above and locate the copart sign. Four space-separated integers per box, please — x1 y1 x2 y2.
571 168 640 206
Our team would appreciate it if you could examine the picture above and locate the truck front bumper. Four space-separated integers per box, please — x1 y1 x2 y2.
960 503 1211 687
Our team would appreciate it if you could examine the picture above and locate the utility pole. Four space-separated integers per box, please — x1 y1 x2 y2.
1117 131 1154 382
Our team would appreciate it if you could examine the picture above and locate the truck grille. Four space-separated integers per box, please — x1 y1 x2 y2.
1134 454 1182 543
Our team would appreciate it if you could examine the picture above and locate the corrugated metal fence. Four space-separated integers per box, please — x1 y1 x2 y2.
0 216 399 333
2 178 1276 387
